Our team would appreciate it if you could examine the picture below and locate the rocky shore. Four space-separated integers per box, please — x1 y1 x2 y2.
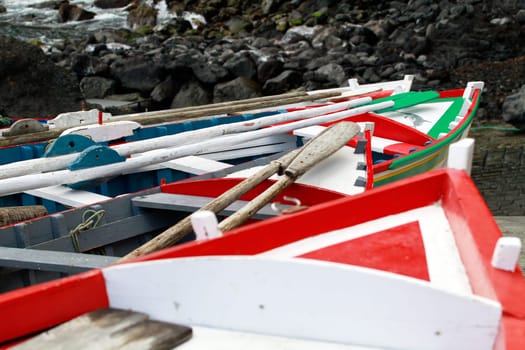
1 0 524 124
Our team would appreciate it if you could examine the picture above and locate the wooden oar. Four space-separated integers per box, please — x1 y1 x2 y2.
118 122 360 262
217 122 361 232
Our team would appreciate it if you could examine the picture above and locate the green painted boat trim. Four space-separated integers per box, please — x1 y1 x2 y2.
374 150 447 187
426 97 465 138
371 91 441 112
389 93 480 170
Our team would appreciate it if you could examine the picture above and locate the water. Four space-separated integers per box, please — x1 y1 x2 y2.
0 0 187 43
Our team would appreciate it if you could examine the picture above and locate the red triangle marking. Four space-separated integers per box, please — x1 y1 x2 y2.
298 221 430 281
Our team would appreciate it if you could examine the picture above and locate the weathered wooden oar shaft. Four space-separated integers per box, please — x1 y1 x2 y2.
0 98 367 180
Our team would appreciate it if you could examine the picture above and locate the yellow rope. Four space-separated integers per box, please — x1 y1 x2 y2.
69 209 105 252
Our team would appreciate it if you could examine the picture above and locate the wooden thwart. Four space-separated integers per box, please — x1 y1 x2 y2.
12 308 192 349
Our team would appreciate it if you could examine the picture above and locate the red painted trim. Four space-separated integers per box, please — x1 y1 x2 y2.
161 178 345 206
383 142 420 156
0 270 108 344
299 221 430 280
441 170 525 318
437 89 463 98
500 316 525 350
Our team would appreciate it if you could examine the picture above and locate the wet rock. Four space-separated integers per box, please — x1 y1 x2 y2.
191 61 230 85
80 76 117 99
110 57 164 93
57 1 95 23
127 2 157 29
281 25 316 44
263 70 303 95
150 75 177 106
311 63 347 86
0 36 82 118
213 77 261 102
224 52 257 79
502 85 525 129
262 0 285 15
257 56 284 83
0 5 6 13
171 80 211 108
94 0 133 9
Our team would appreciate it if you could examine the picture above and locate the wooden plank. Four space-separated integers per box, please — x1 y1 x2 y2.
24 186 112 208
131 193 289 220
0 247 118 273
12 308 192 349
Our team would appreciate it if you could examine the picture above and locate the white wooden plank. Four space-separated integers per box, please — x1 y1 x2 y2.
24 186 111 207
129 155 232 175
103 256 501 350
59 121 140 142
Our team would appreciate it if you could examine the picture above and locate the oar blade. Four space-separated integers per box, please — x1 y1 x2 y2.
285 121 360 178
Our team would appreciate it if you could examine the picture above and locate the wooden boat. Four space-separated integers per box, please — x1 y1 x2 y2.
1 168 523 349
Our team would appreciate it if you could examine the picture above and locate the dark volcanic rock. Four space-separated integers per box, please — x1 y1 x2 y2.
57 1 96 23
0 36 82 118
110 57 164 93
171 80 211 108
94 0 133 9
502 85 525 129
263 70 303 95
80 76 117 99
213 77 262 102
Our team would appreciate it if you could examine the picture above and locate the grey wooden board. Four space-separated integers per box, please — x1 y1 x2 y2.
12 308 192 350
132 193 291 219
29 211 176 253
494 216 525 275
0 247 118 273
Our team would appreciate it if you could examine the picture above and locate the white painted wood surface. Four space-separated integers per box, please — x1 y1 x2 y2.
103 256 501 350
59 121 141 142
24 186 111 207
47 109 112 128
447 138 475 175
